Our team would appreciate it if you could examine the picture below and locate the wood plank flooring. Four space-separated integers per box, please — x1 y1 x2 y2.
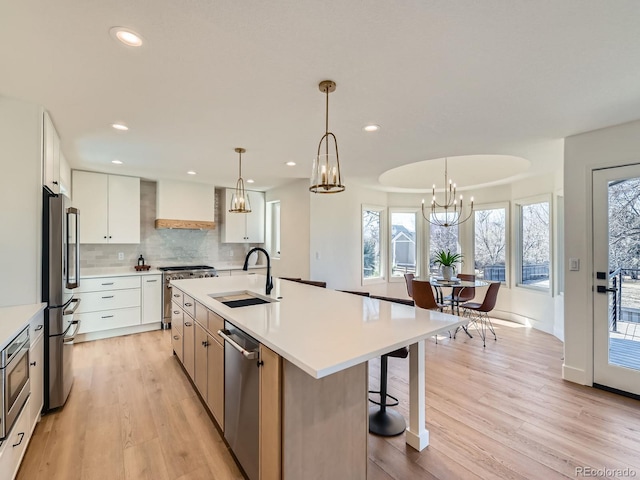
18 320 640 479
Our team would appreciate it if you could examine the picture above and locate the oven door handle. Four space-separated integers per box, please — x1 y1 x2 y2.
63 320 81 344
63 298 81 316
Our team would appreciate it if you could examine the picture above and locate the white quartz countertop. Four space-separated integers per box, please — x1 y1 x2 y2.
0 303 46 350
171 275 465 379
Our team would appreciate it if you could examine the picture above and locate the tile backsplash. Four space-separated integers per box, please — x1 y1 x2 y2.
80 181 259 269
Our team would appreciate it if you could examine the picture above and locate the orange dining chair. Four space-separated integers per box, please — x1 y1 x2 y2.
458 281 501 347
403 273 415 297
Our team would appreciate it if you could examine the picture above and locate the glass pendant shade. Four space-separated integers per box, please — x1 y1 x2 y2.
229 148 252 213
309 80 345 194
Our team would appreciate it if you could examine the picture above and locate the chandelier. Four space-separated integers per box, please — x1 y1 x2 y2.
310 80 345 194
229 147 251 213
421 158 474 227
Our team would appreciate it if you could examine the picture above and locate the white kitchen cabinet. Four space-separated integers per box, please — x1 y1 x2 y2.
0 398 31 480
28 331 44 432
72 171 140 244
59 150 71 198
222 188 265 243
43 111 60 195
141 274 162 324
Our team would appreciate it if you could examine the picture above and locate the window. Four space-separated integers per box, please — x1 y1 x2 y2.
389 209 418 278
362 205 386 283
429 214 459 275
474 206 507 282
517 199 551 289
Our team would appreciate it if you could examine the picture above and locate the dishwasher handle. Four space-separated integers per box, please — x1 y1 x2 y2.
217 329 259 360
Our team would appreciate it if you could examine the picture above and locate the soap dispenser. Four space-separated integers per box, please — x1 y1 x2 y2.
138 254 145 266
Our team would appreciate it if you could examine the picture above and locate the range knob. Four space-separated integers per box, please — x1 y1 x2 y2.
204 273 211 278
177 274 184 280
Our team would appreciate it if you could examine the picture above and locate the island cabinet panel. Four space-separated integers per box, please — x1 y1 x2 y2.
194 321 208 396
259 345 282 480
183 313 196 379
206 332 224 429
282 360 368 480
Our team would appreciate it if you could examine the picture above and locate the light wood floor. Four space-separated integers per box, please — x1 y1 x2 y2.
18 320 640 480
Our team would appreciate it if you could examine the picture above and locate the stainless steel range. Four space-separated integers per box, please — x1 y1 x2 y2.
159 265 218 329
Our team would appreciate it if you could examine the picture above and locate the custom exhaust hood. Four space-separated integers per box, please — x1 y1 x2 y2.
155 180 216 230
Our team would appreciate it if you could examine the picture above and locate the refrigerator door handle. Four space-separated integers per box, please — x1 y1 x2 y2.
63 320 81 344
66 207 80 289
63 298 81 316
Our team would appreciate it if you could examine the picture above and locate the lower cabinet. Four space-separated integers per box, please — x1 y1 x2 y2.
206 332 224 429
0 398 31 480
28 332 44 431
182 314 195 379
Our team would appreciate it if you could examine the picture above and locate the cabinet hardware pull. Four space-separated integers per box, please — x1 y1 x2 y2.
184 302 193 307
30 361 36 366
102 282 114 285
185 322 192 327
202 341 209 347
173 294 180 297
101 315 114 319
173 336 180 340
104 236 107 239
146 279 157 283
13 432 24 447
173 311 179 315
34 325 43 331
102 295 114 299
52 181 59 185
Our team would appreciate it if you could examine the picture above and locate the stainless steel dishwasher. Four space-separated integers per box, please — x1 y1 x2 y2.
218 321 260 480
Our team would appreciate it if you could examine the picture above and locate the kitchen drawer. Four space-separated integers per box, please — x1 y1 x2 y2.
172 329 183 363
76 288 140 313
171 307 184 334
29 310 45 343
183 294 195 318
171 288 183 306
76 275 141 293
208 310 224 343
76 307 140 334
195 301 208 325
0 398 31 480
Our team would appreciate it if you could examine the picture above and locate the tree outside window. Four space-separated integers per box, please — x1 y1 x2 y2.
474 208 506 281
519 201 550 288
363 208 384 280
390 211 417 277
429 214 459 275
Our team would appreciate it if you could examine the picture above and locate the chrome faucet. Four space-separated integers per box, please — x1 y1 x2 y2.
243 247 273 295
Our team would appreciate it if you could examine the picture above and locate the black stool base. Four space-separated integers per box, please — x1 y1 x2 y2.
368 406 406 436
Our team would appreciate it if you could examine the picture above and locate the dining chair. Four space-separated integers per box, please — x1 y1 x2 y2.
411 280 449 344
403 273 415 297
458 281 501 347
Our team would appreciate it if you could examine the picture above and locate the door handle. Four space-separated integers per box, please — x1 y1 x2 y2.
63 298 81 315
217 329 259 360
596 285 617 294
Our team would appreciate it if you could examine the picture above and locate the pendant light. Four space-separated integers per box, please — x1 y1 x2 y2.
421 158 474 227
310 80 345 194
229 147 252 213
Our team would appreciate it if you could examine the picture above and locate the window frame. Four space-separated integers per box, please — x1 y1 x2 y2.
388 207 421 283
265 200 281 259
472 201 510 287
361 204 387 286
514 194 553 293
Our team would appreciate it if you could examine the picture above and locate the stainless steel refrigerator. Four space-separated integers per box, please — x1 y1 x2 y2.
42 188 81 412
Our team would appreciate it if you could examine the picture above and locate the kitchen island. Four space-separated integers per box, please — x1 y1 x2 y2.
171 274 465 479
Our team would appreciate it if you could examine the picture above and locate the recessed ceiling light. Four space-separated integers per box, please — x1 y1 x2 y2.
187 171 197 175
285 161 296 166
111 123 129 131
112 159 123 165
109 27 143 47
363 124 380 132
246 179 255 184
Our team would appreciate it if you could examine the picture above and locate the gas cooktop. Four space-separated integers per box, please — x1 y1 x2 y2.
158 265 215 271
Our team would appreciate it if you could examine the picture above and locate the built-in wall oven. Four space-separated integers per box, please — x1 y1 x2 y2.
0 326 30 439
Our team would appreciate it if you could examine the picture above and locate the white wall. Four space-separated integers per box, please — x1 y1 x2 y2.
564 118 640 385
0 96 43 306
266 179 311 280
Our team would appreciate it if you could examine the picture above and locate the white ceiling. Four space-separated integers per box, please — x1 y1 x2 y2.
2 1 640 192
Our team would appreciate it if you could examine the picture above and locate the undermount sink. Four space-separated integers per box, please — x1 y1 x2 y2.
210 291 277 308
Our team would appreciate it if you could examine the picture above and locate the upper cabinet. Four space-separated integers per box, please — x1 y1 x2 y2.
43 111 60 195
72 171 140 244
222 188 265 243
